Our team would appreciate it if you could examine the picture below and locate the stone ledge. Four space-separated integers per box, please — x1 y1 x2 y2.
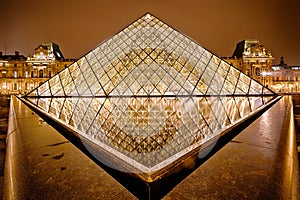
164 95 299 199
3 96 137 200
3 95 299 199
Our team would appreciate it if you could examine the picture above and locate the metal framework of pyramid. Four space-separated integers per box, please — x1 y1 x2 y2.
22 13 278 181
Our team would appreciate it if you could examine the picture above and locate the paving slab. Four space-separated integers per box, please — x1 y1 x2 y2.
3 96 137 200
164 96 299 200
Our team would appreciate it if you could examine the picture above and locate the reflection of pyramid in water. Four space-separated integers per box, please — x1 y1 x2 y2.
23 13 277 179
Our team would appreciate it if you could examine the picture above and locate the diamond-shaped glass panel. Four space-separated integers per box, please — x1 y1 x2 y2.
23 13 278 184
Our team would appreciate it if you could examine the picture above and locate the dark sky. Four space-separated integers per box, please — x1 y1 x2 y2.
1 0 300 65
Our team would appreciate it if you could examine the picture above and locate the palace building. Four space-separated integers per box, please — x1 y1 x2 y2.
0 42 75 95
271 57 300 93
224 39 300 93
223 39 274 87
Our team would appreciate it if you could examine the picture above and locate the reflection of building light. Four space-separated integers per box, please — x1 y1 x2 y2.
56 52 61 58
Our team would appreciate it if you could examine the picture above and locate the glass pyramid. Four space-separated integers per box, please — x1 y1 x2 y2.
23 13 278 181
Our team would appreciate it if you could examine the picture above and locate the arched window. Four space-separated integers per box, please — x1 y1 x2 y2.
255 68 260 76
39 70 43 78
14 83 17 90
246 69 250 75
40 52 45 59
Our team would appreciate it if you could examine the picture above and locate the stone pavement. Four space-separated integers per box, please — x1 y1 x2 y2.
0 95 10 198
3 96 137 200
164 96 299 199
2 95 299 199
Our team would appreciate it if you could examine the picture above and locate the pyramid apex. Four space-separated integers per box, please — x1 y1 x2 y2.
144 13 152 21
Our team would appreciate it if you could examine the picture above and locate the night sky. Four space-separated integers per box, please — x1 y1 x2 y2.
1 0 300 65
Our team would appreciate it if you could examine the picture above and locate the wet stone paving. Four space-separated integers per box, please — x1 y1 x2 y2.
0 95 10 197
292 94 300 188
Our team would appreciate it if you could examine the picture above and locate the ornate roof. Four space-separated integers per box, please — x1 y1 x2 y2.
232 39 273 59
32 42 64 60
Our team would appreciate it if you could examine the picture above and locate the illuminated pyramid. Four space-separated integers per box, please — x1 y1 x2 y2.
23 13 277 182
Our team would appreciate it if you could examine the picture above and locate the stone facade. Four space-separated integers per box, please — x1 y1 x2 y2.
271 57 300 93
224 39 274 87
0 42 75 95
224 39 300 93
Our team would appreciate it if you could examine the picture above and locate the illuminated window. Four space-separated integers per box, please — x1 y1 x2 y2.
14 71 17 78
2 71 6 78
2 82 6 90
25 71 28 78
48 52 54 58
40 52 45 59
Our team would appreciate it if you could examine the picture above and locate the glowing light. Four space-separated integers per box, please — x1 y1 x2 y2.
261 71 267 76
2 82 6 90
22 13 277 179
145 13 152 21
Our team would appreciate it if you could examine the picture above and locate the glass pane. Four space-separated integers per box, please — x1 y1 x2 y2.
23 13 277 180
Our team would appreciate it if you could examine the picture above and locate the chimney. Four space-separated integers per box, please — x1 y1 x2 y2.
15 51 19 56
